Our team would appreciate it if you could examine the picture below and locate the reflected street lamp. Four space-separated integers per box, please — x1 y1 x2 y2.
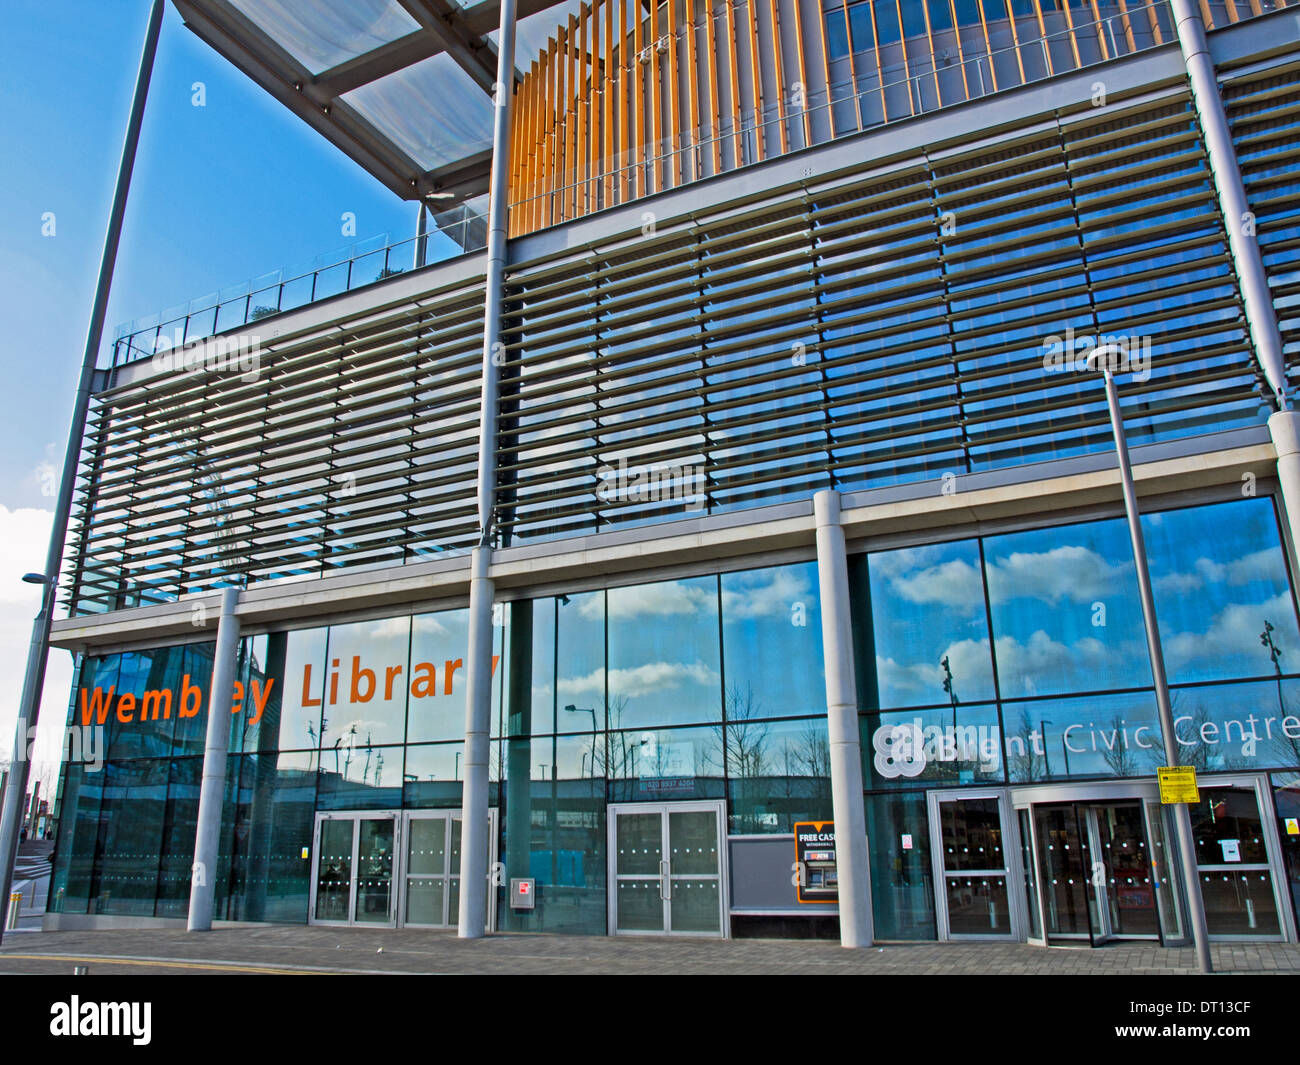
1089 345 1213 974
564 705 597 778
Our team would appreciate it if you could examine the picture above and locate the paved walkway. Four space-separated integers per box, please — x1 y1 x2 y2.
1 926 1298 975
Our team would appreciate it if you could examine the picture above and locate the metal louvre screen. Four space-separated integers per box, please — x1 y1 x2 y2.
63 85 1298 614
65 285 485 615
495 90 1268 545
1224 57 1300 373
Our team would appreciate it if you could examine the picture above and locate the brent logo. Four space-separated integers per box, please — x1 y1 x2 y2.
872 722 926 779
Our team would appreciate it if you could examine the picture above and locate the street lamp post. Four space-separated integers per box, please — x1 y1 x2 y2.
1090 347 1213 974
0 1 166 946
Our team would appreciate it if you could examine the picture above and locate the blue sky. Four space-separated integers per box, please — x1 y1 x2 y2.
0 1 416 774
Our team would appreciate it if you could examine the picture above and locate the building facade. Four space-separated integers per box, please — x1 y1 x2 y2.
41 0 1300 946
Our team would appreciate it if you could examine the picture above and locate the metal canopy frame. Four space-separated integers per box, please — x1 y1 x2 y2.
171 0 574 204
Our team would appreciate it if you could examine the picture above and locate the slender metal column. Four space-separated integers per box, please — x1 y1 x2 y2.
813 490 872 948
458 0 517 939
0 0 164 945
1096 359 1213 973
1168 0 1287 402
413 202 429 269
187 588 241 931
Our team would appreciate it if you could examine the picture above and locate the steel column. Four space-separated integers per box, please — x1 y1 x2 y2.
458 0 517 939
813 489 872 948
1168 0 1287 404
1097 361 1213 974
187 587 241 932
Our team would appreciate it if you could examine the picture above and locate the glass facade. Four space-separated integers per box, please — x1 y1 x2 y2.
856 495 1300 939
50 560 832 932
47 496 1300 940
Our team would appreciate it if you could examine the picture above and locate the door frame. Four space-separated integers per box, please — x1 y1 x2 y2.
927 788 1023 941
308 810 400 928
309 808 499 931
1011 780 1171 946
1192 773 1295 943
394 809 499 932
606 799 729 938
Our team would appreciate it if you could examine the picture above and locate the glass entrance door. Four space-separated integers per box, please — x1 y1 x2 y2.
1032 801 1160 944
312 809 498 929
929 792 1017 939
608 801 727 937
311 812 397 927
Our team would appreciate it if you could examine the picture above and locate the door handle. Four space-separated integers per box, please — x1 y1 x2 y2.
660 860 671 901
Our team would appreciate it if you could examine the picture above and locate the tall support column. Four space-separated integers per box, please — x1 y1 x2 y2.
458 0 517 940
413 201 429 269
813 490 872 948
1169 0 1300 695
187 588 241 932
1096 359 1213 973
458 547 496 937
1169 0 1287 403
0 0 165 946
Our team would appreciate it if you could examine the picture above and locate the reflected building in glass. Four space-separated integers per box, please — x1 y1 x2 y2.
38 0 1300 949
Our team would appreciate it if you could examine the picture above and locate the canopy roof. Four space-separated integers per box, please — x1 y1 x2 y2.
174 0 583 204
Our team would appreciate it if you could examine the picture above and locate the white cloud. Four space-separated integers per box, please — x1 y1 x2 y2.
986 545 1131 606
888 557 984 610
559 659 718 699
875 637 993 704
721 567 813 619
1163 590 1298 675
596 581 713 620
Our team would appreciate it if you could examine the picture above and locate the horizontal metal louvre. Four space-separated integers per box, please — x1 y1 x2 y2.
496 91 1268 544
65 73 1295 616
64 288 485 614
1224 56 1300 377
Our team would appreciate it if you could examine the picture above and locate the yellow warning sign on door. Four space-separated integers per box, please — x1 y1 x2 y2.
1158 766 1200 804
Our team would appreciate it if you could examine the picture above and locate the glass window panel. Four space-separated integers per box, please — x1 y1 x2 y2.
866 704 1004 787
403 743 467 807
319 617 411 750
499 741 606 935
407 608 472 743
1144 498 1300 685
1003 691 1162 782
866 539 997 708
171 643 217 758
154 757 201 918
607 577 722 729
557 590 606 731
721 563 825 721
316 744 403 810
607 726 725 802
727 717 833 833
231 633 281 755
866 791 937 940
91 759 168 915
985 517 1154 697
271 626 327 752
48 761 103 916
225 751 317 922
103 648 185 761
